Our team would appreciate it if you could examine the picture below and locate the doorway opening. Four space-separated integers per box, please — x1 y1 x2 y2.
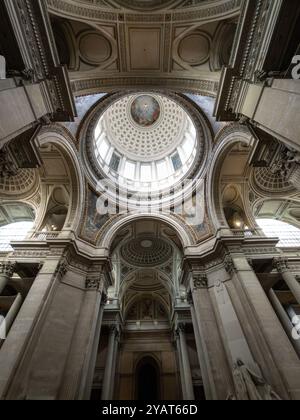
135 356 160 401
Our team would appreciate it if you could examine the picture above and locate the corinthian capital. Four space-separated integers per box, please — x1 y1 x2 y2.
54 261 68 279
193 273 208 289
273 258 289 273
0 262 16 278
86 274 103 291
224 256 237 275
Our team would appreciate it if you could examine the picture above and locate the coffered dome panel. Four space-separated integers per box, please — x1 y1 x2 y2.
0 169 38 197
103 93 186 161
252 167 295 195
121 238 172 267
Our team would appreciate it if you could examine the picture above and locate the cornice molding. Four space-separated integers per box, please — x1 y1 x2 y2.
47 0 241 24
71 77 219 98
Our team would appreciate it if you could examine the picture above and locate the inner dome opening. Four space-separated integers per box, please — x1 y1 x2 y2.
93 93 198 193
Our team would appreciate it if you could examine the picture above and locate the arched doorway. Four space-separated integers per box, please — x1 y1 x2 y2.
135 356 160 401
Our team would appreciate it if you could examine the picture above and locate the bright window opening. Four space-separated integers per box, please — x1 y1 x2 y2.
124 161 136 180
0 222 34 252
98 139 109 160
256 219 300 248
141 165 152 182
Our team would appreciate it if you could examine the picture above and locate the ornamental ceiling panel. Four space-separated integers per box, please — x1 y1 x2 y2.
48 0 241 96
127 27 162 71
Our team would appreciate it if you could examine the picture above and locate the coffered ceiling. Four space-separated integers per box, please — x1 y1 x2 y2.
47 0 241 96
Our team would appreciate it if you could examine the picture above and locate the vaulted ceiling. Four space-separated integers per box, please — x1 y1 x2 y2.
47 0 240 96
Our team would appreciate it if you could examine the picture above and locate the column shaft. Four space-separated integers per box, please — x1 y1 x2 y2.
282 271 300 306
178 327 195 400
4 293 23 335
233 256 300 399
190 305 212 400
101 327 117 401
269 289 300 358
176 334 187 400
109 335 119 400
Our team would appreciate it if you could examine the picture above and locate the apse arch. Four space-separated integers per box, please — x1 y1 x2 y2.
36 127 85 233
206 125 254 231
98 213 195 250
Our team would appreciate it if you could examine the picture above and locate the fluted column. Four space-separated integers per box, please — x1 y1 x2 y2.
274 259 300 305
102 326 118 401
176 324 195 400
269 288 300 358
0 263 15 295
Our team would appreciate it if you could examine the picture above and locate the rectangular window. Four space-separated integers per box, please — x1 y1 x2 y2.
157 160 169 177
98 139 109 160
109 153 121 172
140 164 152 182
124 161 136 180
171 152 183 171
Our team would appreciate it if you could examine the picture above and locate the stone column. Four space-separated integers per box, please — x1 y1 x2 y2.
109 330 120 400
4 293 23 336
0 263 15 295
176 324 195 400
231 255 300 400
0 258 65 399
175 331 186 400
268 289 300 358
274 259 300 305
189 295 213 400
80 288 107 400
101 326 118 401
190 272 231 400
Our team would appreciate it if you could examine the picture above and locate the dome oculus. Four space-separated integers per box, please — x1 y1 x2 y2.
131 95 161 127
